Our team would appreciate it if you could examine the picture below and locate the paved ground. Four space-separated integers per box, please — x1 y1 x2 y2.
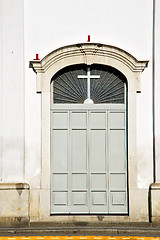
0 226 160 238
0 236 160 240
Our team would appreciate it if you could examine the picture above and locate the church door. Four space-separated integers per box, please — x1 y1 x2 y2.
50 64 128 214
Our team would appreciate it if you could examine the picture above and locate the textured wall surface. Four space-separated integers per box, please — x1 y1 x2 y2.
0 0 25 182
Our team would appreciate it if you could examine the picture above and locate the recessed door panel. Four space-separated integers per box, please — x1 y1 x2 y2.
90 130 106 172
91 174 106 190
51 130 68 172
52 112 68 129
110 130 126 172
72 174 87 190
90 112 106 129
72 130 87 172
71 112 87 129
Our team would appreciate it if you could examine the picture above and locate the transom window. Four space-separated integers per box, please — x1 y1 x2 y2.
51 64 126 104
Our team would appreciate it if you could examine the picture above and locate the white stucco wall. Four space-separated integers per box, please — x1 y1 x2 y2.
0 0 24 182
24 0 152 59
24 0 153 189
155 0 160 182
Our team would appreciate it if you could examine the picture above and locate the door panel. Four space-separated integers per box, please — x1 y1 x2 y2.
52 112 68 129
51 109 128 214
71 112 87 129
51 130 68 172
108 111 128 213
70 111 89 213
90 130 106 172
91 174 106 189
89 112 108 213
109 130 126 172
71 130 87 172
90 112 106 129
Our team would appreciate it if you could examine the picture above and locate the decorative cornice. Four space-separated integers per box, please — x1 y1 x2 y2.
30 43 149 74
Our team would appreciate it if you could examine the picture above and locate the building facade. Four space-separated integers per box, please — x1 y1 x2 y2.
0 0 160 226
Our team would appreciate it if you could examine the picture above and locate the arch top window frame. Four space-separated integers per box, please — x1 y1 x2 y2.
30 43 148 93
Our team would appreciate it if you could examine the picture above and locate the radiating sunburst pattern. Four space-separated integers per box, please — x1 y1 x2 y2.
52 64 126 104
90 65 125 103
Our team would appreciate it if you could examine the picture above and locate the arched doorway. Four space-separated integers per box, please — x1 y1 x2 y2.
50 64 128 214
30 43 148 222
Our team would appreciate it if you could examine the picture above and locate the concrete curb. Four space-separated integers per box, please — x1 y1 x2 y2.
0 226 160 237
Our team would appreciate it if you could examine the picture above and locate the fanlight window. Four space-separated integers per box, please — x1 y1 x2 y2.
51 64 126 104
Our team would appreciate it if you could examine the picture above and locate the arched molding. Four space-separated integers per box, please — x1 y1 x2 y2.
30 43 148 93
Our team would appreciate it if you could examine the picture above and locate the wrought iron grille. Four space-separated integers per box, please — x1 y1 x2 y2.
52 64 126 104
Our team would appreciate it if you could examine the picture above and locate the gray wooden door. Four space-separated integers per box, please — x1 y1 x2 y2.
51 106 128 214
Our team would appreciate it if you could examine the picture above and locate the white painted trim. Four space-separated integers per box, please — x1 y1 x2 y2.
51 104 126 110
30 43 148 93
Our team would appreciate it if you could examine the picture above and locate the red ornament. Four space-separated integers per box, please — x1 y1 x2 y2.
88 35 90 42
33 54 40 60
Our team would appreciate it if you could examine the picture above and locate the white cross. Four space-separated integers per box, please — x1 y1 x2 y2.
78 67 100 104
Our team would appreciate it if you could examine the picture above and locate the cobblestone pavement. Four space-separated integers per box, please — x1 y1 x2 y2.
0 236 159 240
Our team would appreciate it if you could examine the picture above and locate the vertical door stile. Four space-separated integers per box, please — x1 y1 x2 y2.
108 110 111 214
67 110 70 212
88 110 90 213
124 84 126 106
50 109 52 211
125 83 128 213
107 110 111 213
106 110 109 213
125 108 128 213
108 109 128 214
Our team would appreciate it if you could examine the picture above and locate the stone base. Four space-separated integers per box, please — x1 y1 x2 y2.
0 183 30 227
0 217 29 227
150 183 160 224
